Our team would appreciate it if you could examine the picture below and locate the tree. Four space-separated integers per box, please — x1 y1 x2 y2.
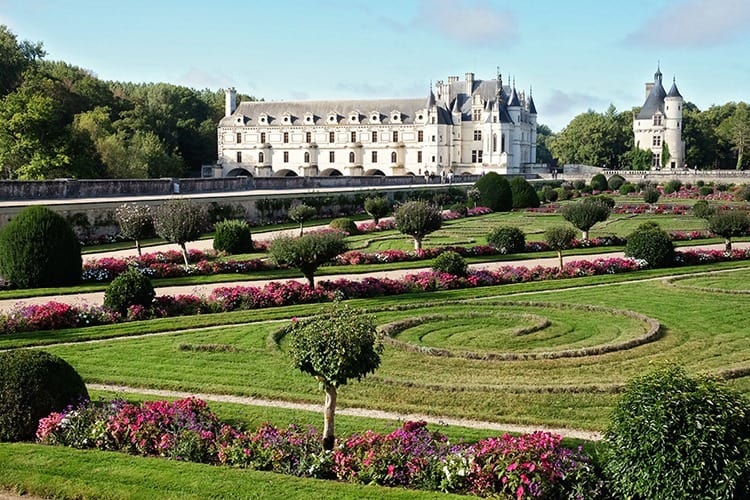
268 231 347 287
509 176 540 208
624 146 653 171
0 25 45 97
535 124 555 165
394 200 442 250
707 210 750 252
115 203 154 256
363 196 390 224
544 226 576 270
288 204 317 236
153 199 208 267
642 187 660 206
285 303 382 450
624 222 674 268
473 172 512 211
716 102 750 170
560 200 611 240
661 142 671 169
548 106 630 168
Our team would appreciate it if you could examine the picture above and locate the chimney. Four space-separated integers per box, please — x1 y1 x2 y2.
465 72 474 95
644 82 654 100
225 87 237 117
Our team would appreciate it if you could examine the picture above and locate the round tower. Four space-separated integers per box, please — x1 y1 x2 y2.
663 77 684 169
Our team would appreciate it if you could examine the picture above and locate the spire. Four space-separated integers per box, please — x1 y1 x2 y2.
451 97 460 113
654 62 662 84
527 87 537 114
667 76 682 98
426 88 436 108
508 86 520 107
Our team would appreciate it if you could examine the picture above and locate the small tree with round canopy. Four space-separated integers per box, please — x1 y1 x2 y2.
268 231 347 287
288 203 317 236
394 200 442 250
153 199 208 268
560 199 612 240
115 203 154 256
545 225 576 270
286 303 382 450
707 210 750 252
363 196 391 225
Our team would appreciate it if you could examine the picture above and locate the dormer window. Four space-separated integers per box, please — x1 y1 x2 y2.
369 112 380 124
259 114 268 124
390 111 402 123
304 112 314 124
349 112 360 124
282 113 292 124
235 116 244 125
328 112 338 123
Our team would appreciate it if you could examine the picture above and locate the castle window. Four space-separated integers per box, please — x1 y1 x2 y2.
432 135 436 142
492 134 497 152
473 109 481 121
652 153 661 168
653 135 662 147
418 130 424 142
236 133 242 143
372 151 378 163
236 152 242 163
329 131 335 143
351 131 356 143
392 130 398 142
349 152 355 163
501 134 505 153
306 132 312 143
391 151 397 163
304 152 310 163
653 115 662 126
283 151 289 163
474 130 482 141
258 152 264 163
417 151 422 163
371 131 378 142
283 132 289 143
329 151 335 163
260 132 266 143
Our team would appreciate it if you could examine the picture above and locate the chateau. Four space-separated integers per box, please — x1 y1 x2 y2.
214 72 538 178
633 66 685 170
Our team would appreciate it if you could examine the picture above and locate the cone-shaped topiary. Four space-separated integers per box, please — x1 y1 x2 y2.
0 206 81 288
0 350 88 442
509 176 540 209
474 173 512 212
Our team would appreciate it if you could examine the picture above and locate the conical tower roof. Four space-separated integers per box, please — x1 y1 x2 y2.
667 78 682 98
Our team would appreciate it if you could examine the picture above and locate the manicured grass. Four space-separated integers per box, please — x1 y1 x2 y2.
667 269 750 293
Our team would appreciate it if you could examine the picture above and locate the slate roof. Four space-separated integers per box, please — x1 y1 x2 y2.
636 79 667 119
667 79 682 98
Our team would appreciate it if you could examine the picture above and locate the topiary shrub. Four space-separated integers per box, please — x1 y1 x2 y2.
642 187 660 205
432 251 468 277
698 186 713 197
544 188 558 202
448 203 468 216
363 196 391 224
556 187 573 200
696 179 705 187
0 350 88 442
509 176 540 209
716 183 730 192
691 200 715 219
662 179 682 194
474 173 512 212
394 200 443 250
619 182 636 195
329 217 359 235
708 210 750 252
607 174 626 191
213 219 253 254
561 200 611 240
604 365 750 499
590 173 608 191
0 206 81 288
572 179 586 190
288 204 318 236
624 222 674 268
103 267 155 315
487 226 526 254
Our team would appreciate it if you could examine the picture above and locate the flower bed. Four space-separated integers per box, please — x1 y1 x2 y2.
37 398 602 498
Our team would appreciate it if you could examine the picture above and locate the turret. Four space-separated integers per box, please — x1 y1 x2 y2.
225 87 237 117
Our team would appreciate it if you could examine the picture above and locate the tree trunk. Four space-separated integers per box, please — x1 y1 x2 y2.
135 239 142 257
725 238 733 252
582 229 589 241
414 237 422 251
179 243 189 268
322 384 337 451
299 222 304 237
737 151 743 171
557 250 564 271
304 272 315 288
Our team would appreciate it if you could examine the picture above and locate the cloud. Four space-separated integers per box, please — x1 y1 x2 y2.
541 89 609 117
415 0 518 44
625 0 750 47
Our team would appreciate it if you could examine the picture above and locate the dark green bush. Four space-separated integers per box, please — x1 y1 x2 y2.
213 219 253 254
561 200 611 240
642 187 660 205
0 350 88 442
607 174 625 191
363 196 391 224
556 187 573 200
509 176 540 209
448 203 468 216
432 251 468 277
572 180 586 190
735 185 750 202
716 183 730 192
604 365 750 499
103 268 155 315
663 179 682 194
329 217 359 235
696 180 705 187
584 195 615 209
0 206 81 288
624 222 674 268
699 186 713 197
590 173 608 191
487 226 526 254
474 173 512 212
619 182 636 195
544 188 559 202
708 210 750 252
691 200 715 219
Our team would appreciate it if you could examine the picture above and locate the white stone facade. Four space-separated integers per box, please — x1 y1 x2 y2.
215 72 538 177
633 67 685 170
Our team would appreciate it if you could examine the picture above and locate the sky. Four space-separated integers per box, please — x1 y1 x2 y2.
1 0 749 132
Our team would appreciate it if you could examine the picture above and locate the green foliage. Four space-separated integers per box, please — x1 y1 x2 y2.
560 200 611 240
604 365 750 499
288 204 317 228
607 174 625 191
212 219 253 254
394 200 443 250
590 173 608 191
0 350 88 442
487 226 526 254
735 185 750 202
584 194 615 208
207 202 246 224
268 231 348 287
115 203 154 256
699 185 713 197
618 182 636 195
153 199 208 267
642 187 660 205
474 173 512 212
509 176 540 208
707 210 750 251
624 147 652 171
329 217 359 235
363 196 391 224
543 187 559 202
544 226 576 251
103 268 155 315
691 200 715 219
662 179 682 194
624 222 674 268
548 106 631 168
432 251 468 277
0 206 81 288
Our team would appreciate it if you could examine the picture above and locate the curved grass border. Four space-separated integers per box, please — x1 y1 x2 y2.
664 274 750 295
376 300 661 361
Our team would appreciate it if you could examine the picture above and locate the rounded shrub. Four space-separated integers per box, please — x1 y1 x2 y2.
474 172 512 212
734 185 750 202
662 179 682 194
716 183 730 192
691 200 715 219
698 186 713 197
696 179 705 187
329 217 359 235
448 203 468 216
213 219 253 254
0 350 88 442
604 365 750 499
487 226 526 254
432 251 468 277
556 187 573 200
103 267 156 315
618 182 636 195
642 187 660 205
544 188 558 202
607 174 626 191
509 176 540 209
0 206 81 288
624 222 674 268
572 179 586 190
590 173 608 191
